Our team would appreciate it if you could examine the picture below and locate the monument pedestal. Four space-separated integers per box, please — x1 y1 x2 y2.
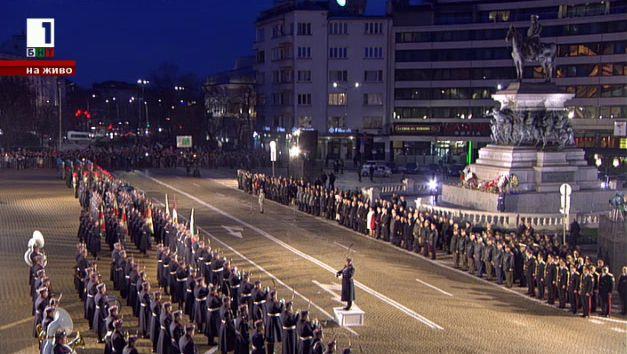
333 306 365 327
440 81 615 214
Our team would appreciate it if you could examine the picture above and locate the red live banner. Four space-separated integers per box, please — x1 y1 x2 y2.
0 60 76 77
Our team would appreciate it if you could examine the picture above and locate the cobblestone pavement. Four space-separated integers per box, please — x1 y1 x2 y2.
113 168 626 353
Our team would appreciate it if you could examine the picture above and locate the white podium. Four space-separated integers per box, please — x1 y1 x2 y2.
333 306 365 327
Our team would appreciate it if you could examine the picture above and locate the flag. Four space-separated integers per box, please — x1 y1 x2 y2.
189 208 195 236
121 206 127 229
165 194 170 216
145 207 154 235
99 205 106 234
172 195 178 224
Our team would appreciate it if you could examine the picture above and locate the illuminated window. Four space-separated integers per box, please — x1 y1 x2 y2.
328 93 347 106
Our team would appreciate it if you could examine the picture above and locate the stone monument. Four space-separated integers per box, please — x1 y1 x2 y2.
441 16 618 214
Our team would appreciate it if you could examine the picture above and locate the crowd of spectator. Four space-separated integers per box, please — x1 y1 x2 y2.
238 170 627 318
0 150 56 169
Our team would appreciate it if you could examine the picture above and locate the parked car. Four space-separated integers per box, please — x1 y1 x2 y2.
361 161 392 177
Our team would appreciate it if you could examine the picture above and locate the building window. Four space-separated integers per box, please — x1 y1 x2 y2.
364 70 383 82
297 47 311 59
271 46 292 61
364 116 383 129
256 28 265 42
298 116 312 128
364 22 383 34
297 93 312 106
328 116 346 129
272 23 284 38
329 22 348 35
297 70 311 82
329 47 348 59
256 50 265 64
488 11 510 22
297 22 312 36
363 93 383 106
364 47 383 59
328 93 347 106
329 70 348 83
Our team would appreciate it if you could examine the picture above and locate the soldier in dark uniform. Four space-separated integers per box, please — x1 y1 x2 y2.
524 249 536 297
619 266 627 315
557 259 569 308
184 271 197 320
281 301 299 354
265 290 284 354
193 277 209 333
33 287 50 337
546 255 558 305
239 273 254 319
568 265 581 315
156 302 173 354
466 234 475 274
138 281 152 338
92 283 108 342
219 306 236 353
311 329 324 354
251 321 265 354
205 286 222 346
149 291 163 353
169 310 185 354
251 281 267 322
599 266 615 317
297 310 314 354
178 324 198 354
110 319 127 354
235 305 250 354
122 335 139 354
504 246 515 288
581 267 594 317
493 243 504 285
52 330 73 354
336 258 355 311
535 253 546 300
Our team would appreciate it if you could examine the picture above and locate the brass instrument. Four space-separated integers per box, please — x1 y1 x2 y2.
68 331 85 350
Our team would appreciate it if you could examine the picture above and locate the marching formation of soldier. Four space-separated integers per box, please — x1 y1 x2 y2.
238 171 624 318
68 162 355 353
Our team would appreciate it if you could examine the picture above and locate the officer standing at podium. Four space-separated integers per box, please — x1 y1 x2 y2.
336 258 355 311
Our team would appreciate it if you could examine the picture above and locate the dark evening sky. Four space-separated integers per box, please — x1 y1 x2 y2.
1 0 387 86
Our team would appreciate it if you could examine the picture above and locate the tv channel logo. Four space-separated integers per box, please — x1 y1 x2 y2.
26 18 55 58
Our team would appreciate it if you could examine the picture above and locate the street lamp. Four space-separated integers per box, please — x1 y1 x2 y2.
137 79 150 131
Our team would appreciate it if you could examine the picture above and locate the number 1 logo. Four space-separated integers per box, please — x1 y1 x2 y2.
26 18 55 48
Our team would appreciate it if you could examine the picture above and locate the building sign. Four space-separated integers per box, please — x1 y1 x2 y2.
393 122 491 136
328 127 352 134
394 123 440 135
176 135 192 148
614 121 626 137
620 138 627 150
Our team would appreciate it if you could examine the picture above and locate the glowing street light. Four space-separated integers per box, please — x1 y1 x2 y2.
428 178 438 191
289 145 301 158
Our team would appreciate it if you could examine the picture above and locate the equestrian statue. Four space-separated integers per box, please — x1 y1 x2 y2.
506 15 557 82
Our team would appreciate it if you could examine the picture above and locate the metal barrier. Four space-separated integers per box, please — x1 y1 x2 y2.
416 202 606 230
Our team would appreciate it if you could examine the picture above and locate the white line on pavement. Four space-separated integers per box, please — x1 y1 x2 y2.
589 319 603 324
207 346 219 354
143 173 444 330
151 197 358 336
415 278 454 297
192 183 200 187
611 327 626 334
333 241 357 253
